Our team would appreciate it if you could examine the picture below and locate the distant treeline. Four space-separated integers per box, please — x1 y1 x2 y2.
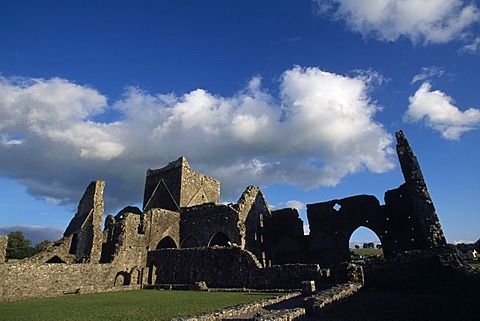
5 231 50 260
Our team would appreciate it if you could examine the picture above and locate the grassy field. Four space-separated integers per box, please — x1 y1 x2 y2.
0 290 278 321
351 248 383 257
466 259 480 269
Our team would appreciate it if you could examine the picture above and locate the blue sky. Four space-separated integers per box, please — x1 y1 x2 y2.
0 0 479 245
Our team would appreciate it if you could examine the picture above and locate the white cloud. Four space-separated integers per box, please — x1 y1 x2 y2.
285 200 306 211
404 82 480 139
0 68 394 213
314 0 480 44
459 36 480 54
411 66 445 84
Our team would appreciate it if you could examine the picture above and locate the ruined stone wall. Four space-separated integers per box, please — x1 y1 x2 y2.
395 130 446 248
270 208 305 265
307 195 384 267
148 247 326 289
143 208 181 250
0 235 7 263
236 186 272 266
108 213 148 270
362 246 480 293
63 180 105 263
24 237 75 264
0 261 140 301
180 162 220 207
180 204 241 247
143 157 220 211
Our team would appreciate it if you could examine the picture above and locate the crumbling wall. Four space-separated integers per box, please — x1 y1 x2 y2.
24 237 75 264
101 211 148 269
395 130 446 248
143 208 180 251
180 204 241 247
362 246 480 294
0 261 141 301
0 235 7 263
307 195 384 267
180 160 220 206
236 186 272 266
148 247 326 289
63 180 105 263
270 208 305 265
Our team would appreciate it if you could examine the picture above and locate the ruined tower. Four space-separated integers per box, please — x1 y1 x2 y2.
395 130 446 248
64 180 105 263
143 156 220 212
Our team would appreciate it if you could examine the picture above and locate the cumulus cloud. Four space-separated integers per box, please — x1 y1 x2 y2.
404 82 480 139
314 0 480 44
0 67 394 214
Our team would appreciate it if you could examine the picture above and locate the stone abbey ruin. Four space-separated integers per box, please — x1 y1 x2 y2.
1 131 479 314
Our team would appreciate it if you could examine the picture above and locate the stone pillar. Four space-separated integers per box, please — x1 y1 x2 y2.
0 235 7 262
64 180 105 263
396 130 446 248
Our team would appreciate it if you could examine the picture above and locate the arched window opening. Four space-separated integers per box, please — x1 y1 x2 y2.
349 226 383 260
208 232 231 247
181 235 200 248
156 236 177 250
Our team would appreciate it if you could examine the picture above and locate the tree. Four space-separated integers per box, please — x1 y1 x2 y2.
355 245 360 249
6 231 35 259
34 240 51 253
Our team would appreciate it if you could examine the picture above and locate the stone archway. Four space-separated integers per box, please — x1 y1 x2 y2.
208 232 231 247
156 236 178 249
349 226 384 260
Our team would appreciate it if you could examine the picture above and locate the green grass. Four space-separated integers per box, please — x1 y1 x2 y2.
351 248 383 257
0 290 279 321
466 259 480 269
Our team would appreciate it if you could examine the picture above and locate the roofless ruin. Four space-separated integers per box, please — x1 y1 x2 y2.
1 131 478 306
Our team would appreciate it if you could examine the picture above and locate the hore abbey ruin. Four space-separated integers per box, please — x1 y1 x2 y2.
1 131 479 317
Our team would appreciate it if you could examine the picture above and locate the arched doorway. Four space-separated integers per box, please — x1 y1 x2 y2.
156 236 177 249
349 226 383 260
208 232 231 247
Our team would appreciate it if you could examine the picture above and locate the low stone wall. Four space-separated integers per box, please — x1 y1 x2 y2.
252 308 305 321
303 282 363 318
149 247 327 289
0 235 7 262
0 262 142 301
172 292 302 321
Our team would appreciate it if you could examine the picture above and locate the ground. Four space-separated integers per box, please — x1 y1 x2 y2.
321 288 480 321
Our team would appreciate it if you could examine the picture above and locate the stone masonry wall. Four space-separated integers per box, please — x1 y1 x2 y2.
0 235 7 262
395 130 446 248
63 180 105 263
148 247 326 289
0 261 140 301
180 161 220 207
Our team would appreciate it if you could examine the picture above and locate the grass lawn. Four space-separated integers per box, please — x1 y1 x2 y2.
0 290 279 321
466 259 480 269
351 248 383 257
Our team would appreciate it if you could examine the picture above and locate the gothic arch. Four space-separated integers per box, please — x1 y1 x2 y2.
156 236 178 249
208 231 231 247
181 235 200 248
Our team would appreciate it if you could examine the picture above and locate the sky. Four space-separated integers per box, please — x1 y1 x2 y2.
0 0 479 245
